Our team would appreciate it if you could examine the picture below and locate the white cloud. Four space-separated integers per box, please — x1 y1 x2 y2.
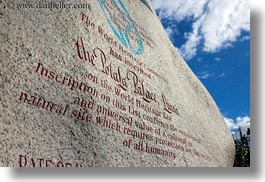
236 116 251 129
217 72 225 78
152 0 208 21
224 116 250 137
214 57 221 62
201 0 250 53
197 71 225 79
152 0 250 60
165 27 173 39
197 71 211 79
179 14 205 60
224 117 235 130
240 35 250 42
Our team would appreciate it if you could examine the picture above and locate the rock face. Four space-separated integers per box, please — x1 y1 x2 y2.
0 0 234 167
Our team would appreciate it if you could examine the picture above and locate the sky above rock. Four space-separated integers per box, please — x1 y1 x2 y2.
152 0 250 138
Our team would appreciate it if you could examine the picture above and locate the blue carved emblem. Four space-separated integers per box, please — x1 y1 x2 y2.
98 0 143 55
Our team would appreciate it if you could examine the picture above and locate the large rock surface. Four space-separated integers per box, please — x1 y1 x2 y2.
0 0 234 167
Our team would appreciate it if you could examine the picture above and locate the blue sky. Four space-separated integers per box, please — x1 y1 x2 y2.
152 0 250 137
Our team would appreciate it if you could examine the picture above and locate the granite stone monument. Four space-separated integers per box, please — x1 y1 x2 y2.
0 0 235 167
